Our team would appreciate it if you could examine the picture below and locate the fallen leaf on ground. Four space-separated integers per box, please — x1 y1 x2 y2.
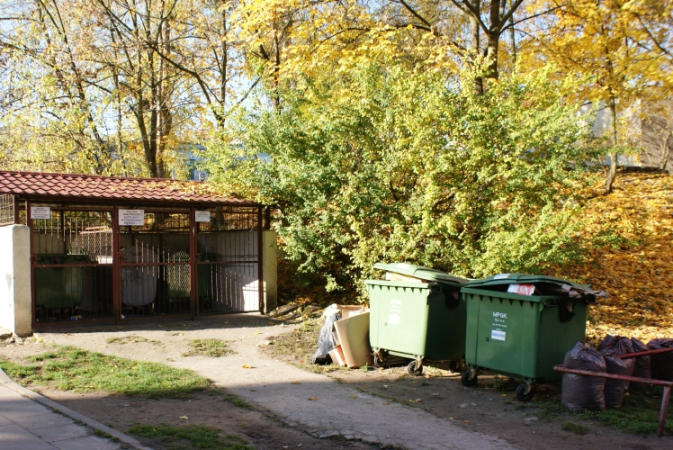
308 397 318 401
242 365 252 369
179 416 188 420
292 381 301 384
350 395 357 399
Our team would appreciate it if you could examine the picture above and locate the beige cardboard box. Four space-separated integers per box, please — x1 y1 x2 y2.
328 346 347 366
337 305 368 319
334 312 374 368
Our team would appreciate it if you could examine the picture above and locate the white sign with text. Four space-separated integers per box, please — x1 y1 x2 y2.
195 211 211 222
30 206 51 220
119 209 145 226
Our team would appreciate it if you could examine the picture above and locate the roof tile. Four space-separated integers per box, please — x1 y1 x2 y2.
0 171 252 206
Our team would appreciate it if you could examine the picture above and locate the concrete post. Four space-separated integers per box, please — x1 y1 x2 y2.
262 230 278 314
0 225 31 336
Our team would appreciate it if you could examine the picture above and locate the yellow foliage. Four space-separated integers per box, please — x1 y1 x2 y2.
548 172 673 344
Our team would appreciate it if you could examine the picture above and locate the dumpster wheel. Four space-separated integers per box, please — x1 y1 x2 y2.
515 383 534 402
406 360 423 376
461 370 478 387
373 351 385 368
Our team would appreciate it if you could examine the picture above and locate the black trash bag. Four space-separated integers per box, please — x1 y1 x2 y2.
598 335 635 390
561 342 607 412
630 338 651 388
600 350 635 408
647 338 673 381
311 312 341 365
598 335 634 354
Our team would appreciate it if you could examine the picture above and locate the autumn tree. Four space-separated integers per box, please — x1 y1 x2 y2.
0 0 249 177
520 0 652 193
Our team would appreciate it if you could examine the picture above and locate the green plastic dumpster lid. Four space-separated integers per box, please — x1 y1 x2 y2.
465 273 590 290
373 262 467 285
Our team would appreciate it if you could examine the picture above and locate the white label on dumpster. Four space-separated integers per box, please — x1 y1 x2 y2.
491 329 506 341
388 314 400 325
493 273 510 280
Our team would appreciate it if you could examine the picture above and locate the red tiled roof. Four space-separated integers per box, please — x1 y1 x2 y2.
0 171 254 205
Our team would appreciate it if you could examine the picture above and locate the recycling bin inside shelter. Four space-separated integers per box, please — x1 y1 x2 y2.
460 273 599 401
34 254 87 310
366 262 468 375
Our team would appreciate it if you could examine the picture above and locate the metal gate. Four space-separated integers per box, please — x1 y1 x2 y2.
27 204 264 327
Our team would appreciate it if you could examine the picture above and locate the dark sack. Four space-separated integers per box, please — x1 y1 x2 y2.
598 335 635 390
647 339 673 381
600 350 635 408
598 335 634 354
630 338 651 388
561 342 607 412
311 312 341 365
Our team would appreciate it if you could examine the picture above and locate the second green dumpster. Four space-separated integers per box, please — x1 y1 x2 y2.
460 273 601 401
366 263 468 375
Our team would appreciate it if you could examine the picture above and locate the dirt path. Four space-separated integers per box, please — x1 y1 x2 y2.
2 314 671 450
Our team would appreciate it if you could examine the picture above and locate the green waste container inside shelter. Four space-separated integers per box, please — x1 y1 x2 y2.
461 273 597 401
197 252 217 300
167 252 217 301
366 263 468 375
34 254 88 310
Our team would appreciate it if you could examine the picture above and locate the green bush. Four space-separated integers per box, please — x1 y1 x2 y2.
206 65 604 296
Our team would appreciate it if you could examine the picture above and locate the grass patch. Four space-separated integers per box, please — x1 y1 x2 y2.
576 387 673 435
529 387 672 435
183 339 234 357
129 424 252 450
224 394 252 409
0 346 208 398
264 319 320 367
562 422 588 435
107 335 161 345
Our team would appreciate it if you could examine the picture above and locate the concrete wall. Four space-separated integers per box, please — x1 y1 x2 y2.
0 225 31 336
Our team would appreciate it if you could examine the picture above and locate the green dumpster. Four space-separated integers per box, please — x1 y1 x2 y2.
167 252 218 301
460 273 598 401
35 254 88 310
197 252 217 301
366 263 468 375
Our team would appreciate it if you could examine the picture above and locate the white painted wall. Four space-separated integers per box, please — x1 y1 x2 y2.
0 225 31 336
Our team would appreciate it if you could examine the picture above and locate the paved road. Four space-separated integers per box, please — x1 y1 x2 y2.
38 314 518 450
0 382 121 450
0 369 149 450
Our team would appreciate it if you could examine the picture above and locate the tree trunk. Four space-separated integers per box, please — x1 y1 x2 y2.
605 97 619 194
470 0 483 95
485 32 499 79
509 0 516 68
485 0 501 79
661 131 671 171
